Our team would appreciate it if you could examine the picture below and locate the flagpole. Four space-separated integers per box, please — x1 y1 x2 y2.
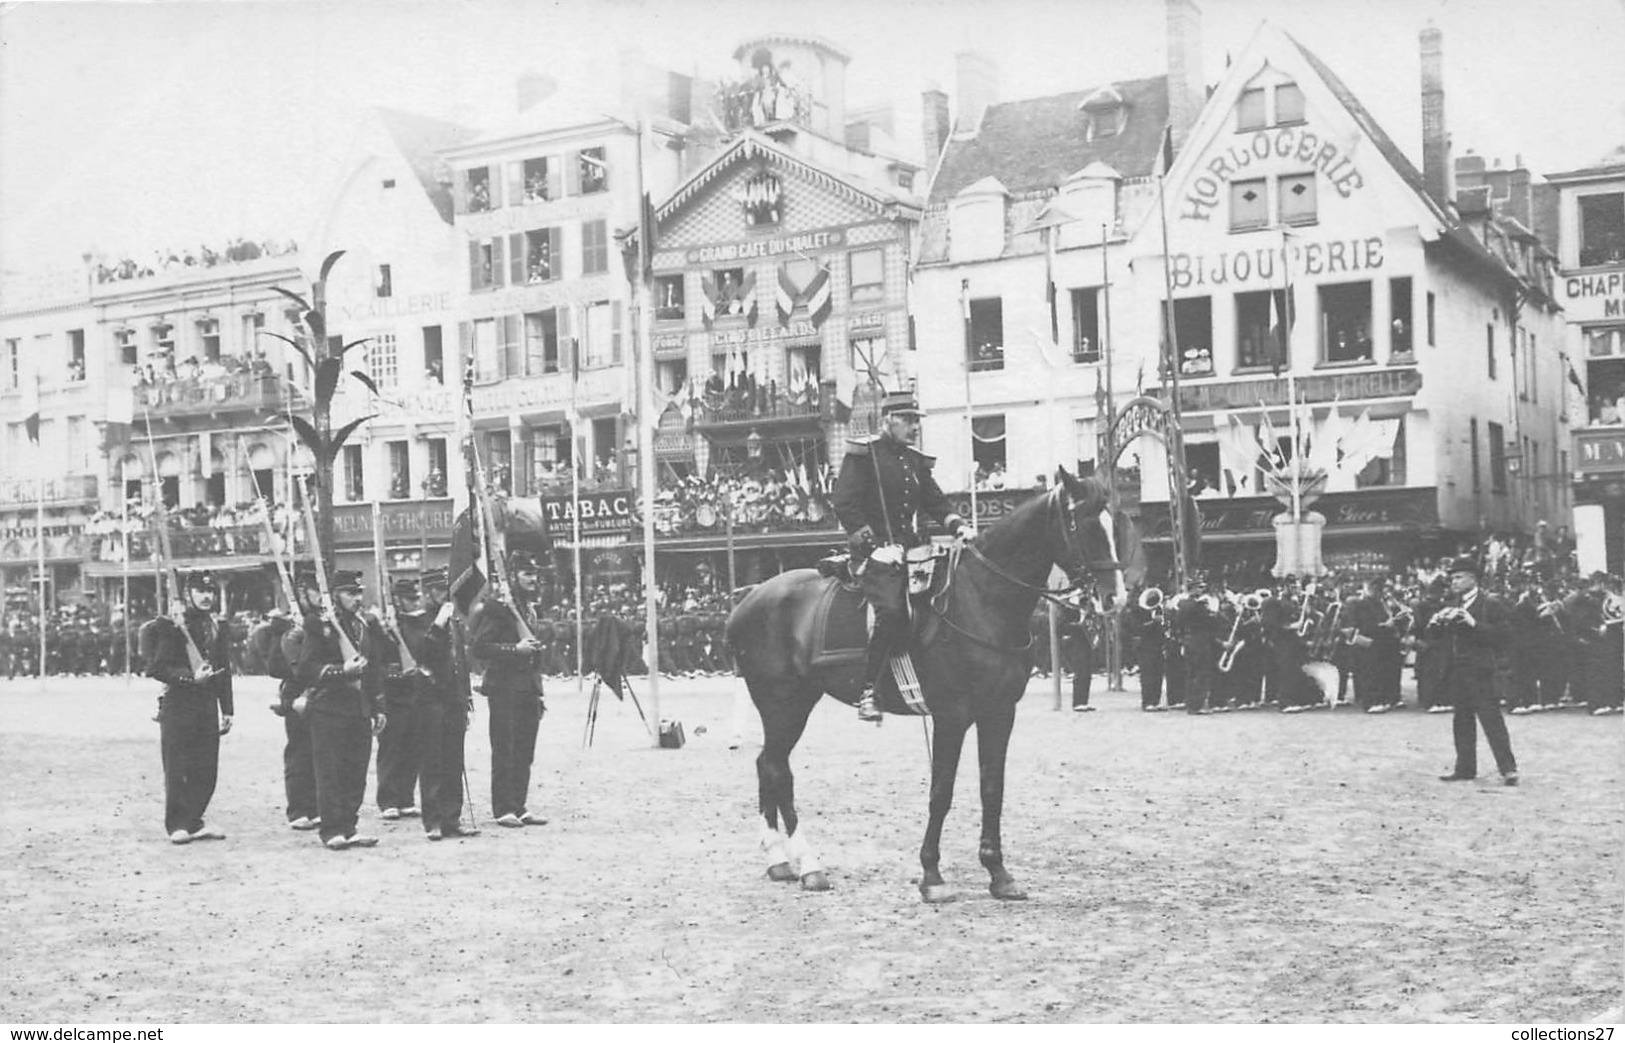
635 115 661 740
1155 174 1190 589
569 312 584 706
122 474 132 678
1101 223 1124 693
1282 226 1301 525
960 278 978 523
36 470 47 684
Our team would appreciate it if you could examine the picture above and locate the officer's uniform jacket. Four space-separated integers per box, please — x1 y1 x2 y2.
139 608 235 716
293 606 382 718
374 610 439 704
832 434 962 553
468 595 546 699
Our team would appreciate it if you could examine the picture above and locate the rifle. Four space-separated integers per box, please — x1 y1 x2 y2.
139 409 207 676
299 481 365 716
371 499 420 674
237 437 298 614
468 439 546 689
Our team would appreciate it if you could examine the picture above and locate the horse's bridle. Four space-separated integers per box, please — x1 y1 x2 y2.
963 485 1118 604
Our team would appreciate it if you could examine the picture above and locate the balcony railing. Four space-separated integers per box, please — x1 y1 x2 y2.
0 474 98 507
651 475 838 538
695 381 828 427
89 521 308 564
135 371 289 417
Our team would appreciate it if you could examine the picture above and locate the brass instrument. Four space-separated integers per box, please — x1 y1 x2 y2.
1309 597 1343 660
1218 593 1264 672
1603 593 1624 629
1293 587 1316 637
1536 597 1565 633
1383 596 1414 633
1138 586 1166 627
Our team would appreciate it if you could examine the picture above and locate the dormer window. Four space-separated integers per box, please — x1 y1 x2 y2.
1079 86 1126 142
949 177 1009 263
1238 81 1305 132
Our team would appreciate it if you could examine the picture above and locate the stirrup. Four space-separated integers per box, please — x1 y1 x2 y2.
857 690 882 722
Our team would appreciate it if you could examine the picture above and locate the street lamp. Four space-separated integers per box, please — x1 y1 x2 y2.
746 428 763 461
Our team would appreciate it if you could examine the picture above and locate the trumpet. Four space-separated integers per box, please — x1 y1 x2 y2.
1536 598 1565 633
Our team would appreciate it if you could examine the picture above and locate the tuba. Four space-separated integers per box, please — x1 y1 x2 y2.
1604 593 1624 629
1219 594 1264 672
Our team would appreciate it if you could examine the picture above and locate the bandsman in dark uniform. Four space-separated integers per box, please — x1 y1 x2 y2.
1530 582 1572 709
374 575 434 820
418 568 476 840
1173 585 1223 714
831 389 973 722
1431 558 1518 786
468 551 549 828
139 571 234 844
251 580 319 830
295 570 386 850
1128 586 1168 711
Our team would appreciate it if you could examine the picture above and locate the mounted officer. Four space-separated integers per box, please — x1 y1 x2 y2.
832 389 974 722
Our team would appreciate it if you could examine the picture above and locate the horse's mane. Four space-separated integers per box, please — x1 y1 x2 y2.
976 476 1112 561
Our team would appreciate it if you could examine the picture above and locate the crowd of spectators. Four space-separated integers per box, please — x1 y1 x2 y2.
651 470 835 536
93 239 298 285
86 500 299 563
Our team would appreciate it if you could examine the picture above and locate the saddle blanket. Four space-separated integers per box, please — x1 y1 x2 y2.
807 577 930 716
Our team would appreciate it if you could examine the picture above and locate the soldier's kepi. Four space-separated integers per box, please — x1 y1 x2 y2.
831 389 975 723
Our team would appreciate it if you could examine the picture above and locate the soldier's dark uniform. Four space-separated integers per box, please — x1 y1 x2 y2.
294 571 383 847
1127 592 1168 710
1530 587 1572 707
1174 592 1222 714
417 568 472 839
830 390 967 718
251 608 319 827
139 572 234 840
468 553 548 825
374 577 433 817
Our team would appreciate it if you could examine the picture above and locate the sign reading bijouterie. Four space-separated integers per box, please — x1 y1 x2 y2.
1164 367 1422 412
540 489 634 536
1139 487 1439 538
1170 236 1384 290
332 500 456 545
1574 428 1625 476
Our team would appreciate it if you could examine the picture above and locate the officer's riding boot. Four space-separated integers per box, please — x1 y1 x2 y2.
858 632 890 723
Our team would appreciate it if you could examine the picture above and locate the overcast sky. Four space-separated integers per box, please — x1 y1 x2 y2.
2 0 1622 274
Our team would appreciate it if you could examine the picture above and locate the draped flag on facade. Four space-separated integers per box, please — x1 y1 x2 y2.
700 273 718 328
803 265 832 327
775 266 798 327
737 270 759 328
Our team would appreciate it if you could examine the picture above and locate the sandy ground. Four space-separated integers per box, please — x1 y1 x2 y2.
0 669 1620 1024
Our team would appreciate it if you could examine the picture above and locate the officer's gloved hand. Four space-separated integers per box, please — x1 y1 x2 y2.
871 544 905 567
956 525 978 545
848 526 875 557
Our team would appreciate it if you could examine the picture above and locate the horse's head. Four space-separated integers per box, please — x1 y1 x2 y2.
1052 468 1129 610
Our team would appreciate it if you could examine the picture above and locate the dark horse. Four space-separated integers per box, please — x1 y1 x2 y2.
725 468 1128 903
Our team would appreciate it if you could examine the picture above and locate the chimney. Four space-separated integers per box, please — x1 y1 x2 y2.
922 87 950 166
1166 0 1204 154
1420 24 1451 207
953 52 998 138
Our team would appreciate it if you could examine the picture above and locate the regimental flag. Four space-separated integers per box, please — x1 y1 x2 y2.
447 506 486 615
1269 277 1295 377
803 265 832 328
775 266 798 328
700 273 718 328
638 191 656 282
1568 360 1585 392
737 270 759 328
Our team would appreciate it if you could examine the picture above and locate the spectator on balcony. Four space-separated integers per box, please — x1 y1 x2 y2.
68 358 86 382
426 359 444 385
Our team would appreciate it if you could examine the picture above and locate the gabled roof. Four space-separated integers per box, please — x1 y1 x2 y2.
929 75 1168 204
373 108 480 224
955 175 1009 198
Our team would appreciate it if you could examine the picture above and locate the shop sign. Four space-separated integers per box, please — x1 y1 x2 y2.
947 488 1042 529
335 291 451 325
540 489 635 536
1574 428 1625 476
1139 487 1438 537
331 499 456 546
710 320 818 347
653 333 688 352
1170 236 1384 291
1182 124 1367 221
678 228 847 266
374 386 457 418
1166 366 1421 413
1561 267 1625 321
473 368 621 413
848 310 886 332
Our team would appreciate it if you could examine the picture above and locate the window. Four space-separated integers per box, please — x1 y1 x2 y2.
1319 282 1372 363
712 268 746 318
1389 278 1413 357
1488 421 1507 493
343 444 365 502
522 156 556 202
1278 173 1317 226
1468 418 1481 494
486 431 512 493
743 170 783 227
850 334 890 380
240 313 263 358
1074 417 1098 475
516 227 560 284
1165 296 1214 374
471 318 498 382
466 166 493 212
66 417 86 471
581 219 609 276
1071 288 1101 363
577 147 608 195
1236 290 1289 370
524 309 561 375
582 301 622 369
968 297 1004 371
1274 83 1305 124
1230 178 1268 232
593 417 618 471
369 332 399 389
116 329 138 366
188 319 217 363
655 359 688 397
68 329 86 380
469 236 506 291
785 344 821 393
1578 192 1625 267
1236 88 1267 132
4 338 17 388
849 248 884 304
425 439 448 496
388 441 411 499
375 264 392 299
655 275 685 321
1426 292 1436 347
497 315 521 379
422 326 444 384
1185 443 1222 497
971 415 1006 486
527 425 566 490
1529 332 1538 402
1355 418 1407 487
382 178 396 190
1486 323 1496 381
152 322 175 358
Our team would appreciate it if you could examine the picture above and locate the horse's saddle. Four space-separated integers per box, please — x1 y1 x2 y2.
807 547 950 714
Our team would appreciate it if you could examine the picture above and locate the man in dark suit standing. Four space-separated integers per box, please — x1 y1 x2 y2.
468 551 549 828
1430 558 1519 786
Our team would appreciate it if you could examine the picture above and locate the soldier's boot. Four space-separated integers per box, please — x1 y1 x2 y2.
857 686 883 722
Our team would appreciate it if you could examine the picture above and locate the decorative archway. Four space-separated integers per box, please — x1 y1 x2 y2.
1103 395 1199 583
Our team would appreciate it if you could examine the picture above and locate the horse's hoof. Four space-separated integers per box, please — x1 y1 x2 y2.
989 880 1029 901
766 862 798 883
800 870 831 892
919 883 958 904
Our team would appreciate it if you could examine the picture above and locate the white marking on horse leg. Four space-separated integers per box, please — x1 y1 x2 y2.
785 826 821 875
761 824 789 869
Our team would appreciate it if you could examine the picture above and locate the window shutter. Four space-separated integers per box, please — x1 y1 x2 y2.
546 156 562 201
507 162 523 206
565 150 581 196
458 322 473 377
488 166 504 209
558 305 575 376
453 169 466 215
502 315 521 378
611 301 624 364
492 236 506 288
549 226 563 282
468 241 482 291
509 233 525 285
